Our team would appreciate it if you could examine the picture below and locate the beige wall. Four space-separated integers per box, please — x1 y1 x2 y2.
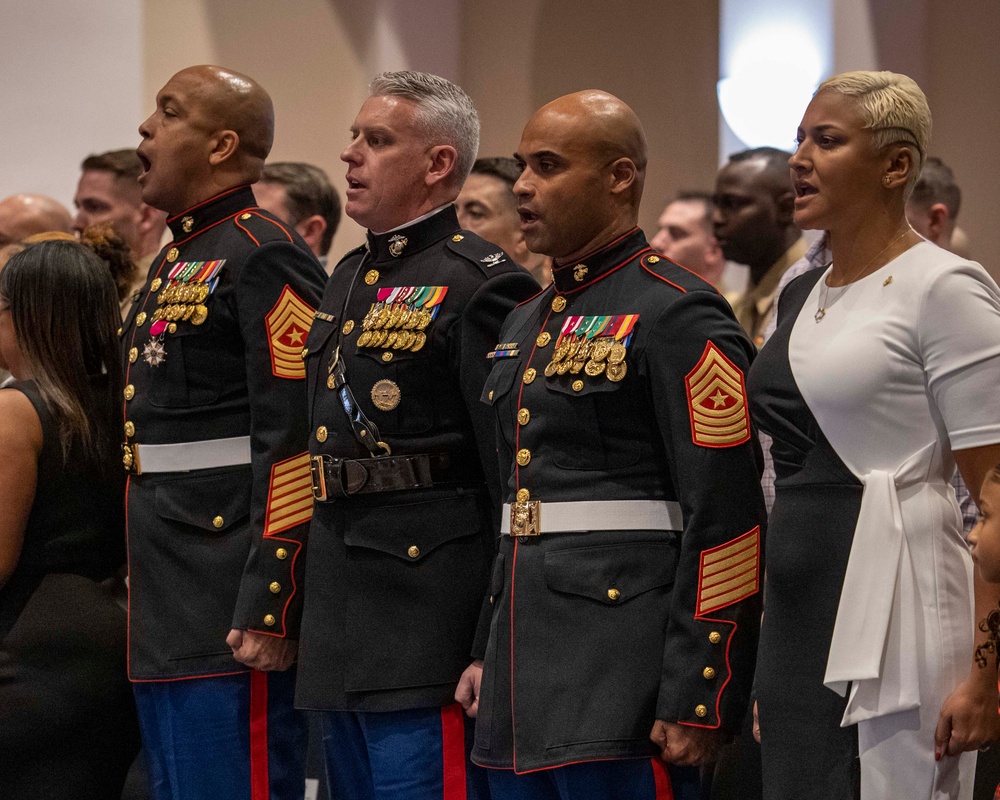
463 0 721 241
923 0 1000 277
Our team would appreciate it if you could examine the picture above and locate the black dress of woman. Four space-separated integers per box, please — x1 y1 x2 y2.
746 269 862 800
0 379 140 799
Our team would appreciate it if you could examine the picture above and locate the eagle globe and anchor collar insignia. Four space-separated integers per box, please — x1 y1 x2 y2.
388 235 407 257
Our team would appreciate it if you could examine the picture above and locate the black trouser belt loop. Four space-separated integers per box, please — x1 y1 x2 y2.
310 453 456 501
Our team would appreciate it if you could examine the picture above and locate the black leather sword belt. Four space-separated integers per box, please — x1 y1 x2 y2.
310 452 471 501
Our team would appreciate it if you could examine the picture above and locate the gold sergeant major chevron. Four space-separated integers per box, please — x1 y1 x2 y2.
685 341 751 448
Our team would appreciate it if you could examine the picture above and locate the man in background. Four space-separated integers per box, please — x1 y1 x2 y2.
713 147 805 348
74 149 168 305
254 161 341 269
457 156 551 284
0 194 73 246
905 156 961 251
650 191 725 288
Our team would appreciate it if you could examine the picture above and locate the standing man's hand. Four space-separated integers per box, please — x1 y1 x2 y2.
455 660 484 718
650 720 725 766
227 629 297 671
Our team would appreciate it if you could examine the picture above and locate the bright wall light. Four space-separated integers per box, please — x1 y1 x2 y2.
718 25 824 149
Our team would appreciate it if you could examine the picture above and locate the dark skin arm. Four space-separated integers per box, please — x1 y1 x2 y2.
934 443 1000 758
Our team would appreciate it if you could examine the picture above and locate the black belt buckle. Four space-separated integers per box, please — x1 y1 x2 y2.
310 454 328 502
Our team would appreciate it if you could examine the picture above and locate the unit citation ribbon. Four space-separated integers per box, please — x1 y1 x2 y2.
266 286 316 379
685 341 750 448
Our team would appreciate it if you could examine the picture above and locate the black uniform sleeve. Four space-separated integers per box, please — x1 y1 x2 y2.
642 290 766 733
454 271 538 660
230 239 327 638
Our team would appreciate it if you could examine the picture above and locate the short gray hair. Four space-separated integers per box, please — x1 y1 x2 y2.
817 70 931 195
369 71 480 186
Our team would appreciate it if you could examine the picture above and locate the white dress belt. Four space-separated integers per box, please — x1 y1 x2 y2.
500 499 684 535
133 436 252 475
824 441 939 726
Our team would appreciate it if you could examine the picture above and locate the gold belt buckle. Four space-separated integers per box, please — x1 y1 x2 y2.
511 500 541 538
310 455 328 502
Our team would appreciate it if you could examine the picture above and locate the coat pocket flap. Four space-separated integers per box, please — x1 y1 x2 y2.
543 541 677 604
343 493 483 561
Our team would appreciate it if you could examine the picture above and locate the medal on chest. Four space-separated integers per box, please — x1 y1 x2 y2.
356 285 448 352
543 314 639 384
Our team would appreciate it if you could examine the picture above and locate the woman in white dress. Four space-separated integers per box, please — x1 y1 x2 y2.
747 70 1000 799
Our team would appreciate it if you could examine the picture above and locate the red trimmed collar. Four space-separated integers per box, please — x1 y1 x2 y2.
551 228 650 294
166 185 256 239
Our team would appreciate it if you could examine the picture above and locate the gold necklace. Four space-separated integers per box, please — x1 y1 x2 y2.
815 228 912 323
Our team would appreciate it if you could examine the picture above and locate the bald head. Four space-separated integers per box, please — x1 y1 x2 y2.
514 90 647 262
533 91 647 201
172 66 274 162
0 194 73 247
138 65 275 213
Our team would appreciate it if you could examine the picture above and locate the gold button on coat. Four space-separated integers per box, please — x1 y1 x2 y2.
408 545 420 558
648 255 661 263
269 582 281 594
551 296 566 312
213 516 224 528
517 408 530 425
342 320 355 335
264 614 276 626
516 488 530 503
151 278 163 291
168 323 177 334
240 213 252 220
703 667 716 680
522 368 536 384
128 347 138 363
709 631 722 644
365 269 380 285
695 704 708 718
488 390 494 400
124 421 135 437
316 426 328 442
607 588 621 601
166 247 179 262
135 312 147 326
572 380 584 392
382 351 393 362
301 348 309 359
452 234 464 242
516 449 531 466
276 548 288 560
124 385 135 400
536 332 551 347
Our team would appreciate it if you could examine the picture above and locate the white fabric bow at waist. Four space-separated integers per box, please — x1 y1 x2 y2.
823 441 940 727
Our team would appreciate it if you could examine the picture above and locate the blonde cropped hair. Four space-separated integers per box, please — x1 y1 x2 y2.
817 70 931 194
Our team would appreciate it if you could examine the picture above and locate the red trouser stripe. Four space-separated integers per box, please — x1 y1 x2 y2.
441 702 467 800
652 757 675 800
249 670 270 800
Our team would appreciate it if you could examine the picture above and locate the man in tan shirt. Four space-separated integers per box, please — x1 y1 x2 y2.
713 147 806 348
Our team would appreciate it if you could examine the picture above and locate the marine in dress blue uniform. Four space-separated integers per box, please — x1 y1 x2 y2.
294 72 539 800
122 66 326 800
459 91 767 800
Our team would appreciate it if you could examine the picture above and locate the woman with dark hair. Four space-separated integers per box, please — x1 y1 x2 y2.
748 70 1000 798
0 239 140 797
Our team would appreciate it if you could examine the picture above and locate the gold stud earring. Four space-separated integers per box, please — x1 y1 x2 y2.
883 176 892 186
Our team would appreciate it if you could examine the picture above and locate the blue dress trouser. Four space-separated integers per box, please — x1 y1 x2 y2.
486 758 701 800
320 703 488 800
133 669 306 800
